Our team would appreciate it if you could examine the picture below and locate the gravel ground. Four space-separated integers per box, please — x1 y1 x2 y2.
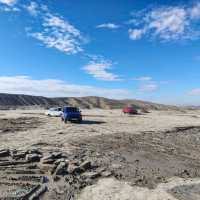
0 109 200 199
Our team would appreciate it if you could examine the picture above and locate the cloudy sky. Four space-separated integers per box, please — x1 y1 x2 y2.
0 0 200 105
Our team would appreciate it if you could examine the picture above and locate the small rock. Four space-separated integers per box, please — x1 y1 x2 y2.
42 159 55 164
54 161 68 175
26 154 41 162
56 131 64 135
28 149 42 155
67 164 82 174
54 158 67 165
181 169 190 177
0 149 10 157
82 171 100 179
42 155 53 161
29 185 47 200
12 151 26 160
80 161 91 171
53 175 61 182
43 152 62 161
96 167 106 173
52 152 62 159
101 171 112 177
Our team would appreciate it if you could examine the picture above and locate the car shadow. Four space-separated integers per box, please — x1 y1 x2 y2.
80 120 106 125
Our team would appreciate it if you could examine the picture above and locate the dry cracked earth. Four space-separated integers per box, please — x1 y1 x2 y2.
1 109 200 199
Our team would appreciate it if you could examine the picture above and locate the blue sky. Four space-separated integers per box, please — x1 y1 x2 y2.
0 0 200 105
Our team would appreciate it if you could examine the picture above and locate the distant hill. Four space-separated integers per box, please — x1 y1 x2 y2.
0 93 179 110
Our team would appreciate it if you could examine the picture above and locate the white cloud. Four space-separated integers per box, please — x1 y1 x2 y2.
83 60 121 81
96 23 120 29
129 4 200 41
25 1 38 16
0 5 19 11
133 76 152 81
0 1 85 54
139 83 158 92
189 88 200 96
26 4 84 54
0 76 130 99
149 7 189 40
129 28 146 40
190 3 200 19
0 0 16 6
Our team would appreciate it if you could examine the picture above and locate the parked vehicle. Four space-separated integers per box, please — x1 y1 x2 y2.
61 107 82 123
45 107 63 117
122 107 138 114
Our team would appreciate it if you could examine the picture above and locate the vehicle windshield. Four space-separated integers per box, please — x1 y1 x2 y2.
64 107 79 112
49 107 61 111
49 108 56 111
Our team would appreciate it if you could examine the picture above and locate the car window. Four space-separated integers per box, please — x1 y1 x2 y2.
64 107 79 112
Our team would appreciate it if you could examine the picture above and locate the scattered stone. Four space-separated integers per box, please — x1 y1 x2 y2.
101 171 112 177
43 152 63 161
67 164 82 174
80 161 91 171
29 185 47 200
42 153 66 165
0 149 10 157
54 161 68 175
180 169 190 177
28 149 42 155
12 152 26 160
56 131 64 135
0 160 28 166
53 175 61 181
42 155 53 161
82 171 100 179
42 159 55 164
54 158 67 165
26 154 41 162
52 152 62 159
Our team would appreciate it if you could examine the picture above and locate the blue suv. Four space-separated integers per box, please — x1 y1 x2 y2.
61 107 82 123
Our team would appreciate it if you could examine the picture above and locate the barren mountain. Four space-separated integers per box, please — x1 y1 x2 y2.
0 93 179 110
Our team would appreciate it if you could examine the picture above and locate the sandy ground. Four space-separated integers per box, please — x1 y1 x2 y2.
1 109 200 150
1 109 200 199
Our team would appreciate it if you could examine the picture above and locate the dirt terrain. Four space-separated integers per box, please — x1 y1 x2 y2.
1 109 200 199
